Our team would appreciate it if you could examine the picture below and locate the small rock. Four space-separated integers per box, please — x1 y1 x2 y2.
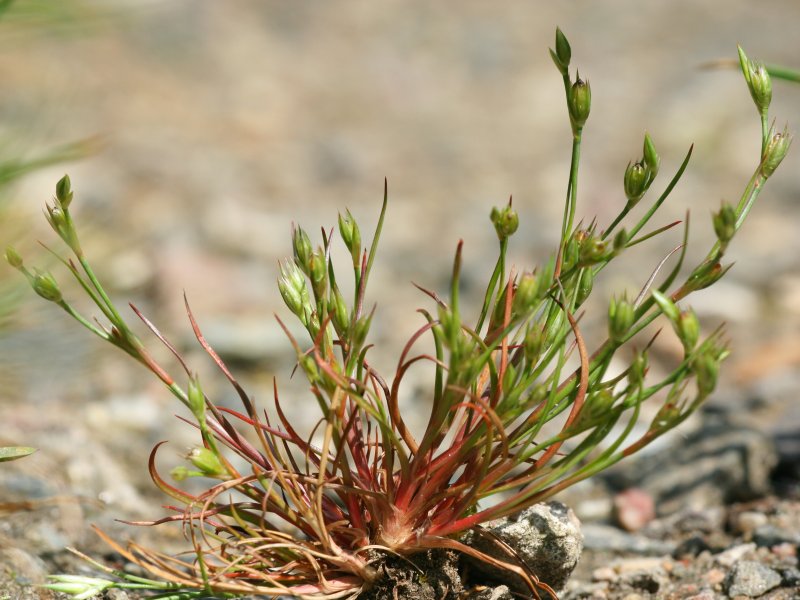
684 592 715 600
0 547 48 585
618 567 669 594
466 585 514 600
733 511 769 536
613 488 655 532
466 502 583 594
753 524 800 548
582 523 675 555
715 543 757 568
704 567 726 586
724 560 782 597
673 535 712 559
780 567 800 586
772 543 797 559
591 567 617 582
614 557 667 575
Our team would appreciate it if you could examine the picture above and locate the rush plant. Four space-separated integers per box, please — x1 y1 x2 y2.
8 29 791 599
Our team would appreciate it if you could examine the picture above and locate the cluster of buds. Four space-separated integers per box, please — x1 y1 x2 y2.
44 174 81 254
623 133 660 205
549 28 591 134
5 247 64 304
5 176 82 305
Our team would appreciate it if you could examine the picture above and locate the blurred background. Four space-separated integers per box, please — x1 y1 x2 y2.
1 0 799 577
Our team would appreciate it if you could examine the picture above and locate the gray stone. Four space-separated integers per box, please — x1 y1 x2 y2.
465 584 514 600
582 523 675 556
724 560 782 597
466 502 583 594
752 524 800 548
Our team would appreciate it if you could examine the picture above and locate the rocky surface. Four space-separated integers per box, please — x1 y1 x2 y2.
1 2 800 600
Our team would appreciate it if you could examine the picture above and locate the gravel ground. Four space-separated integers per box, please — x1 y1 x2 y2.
1 3 799 599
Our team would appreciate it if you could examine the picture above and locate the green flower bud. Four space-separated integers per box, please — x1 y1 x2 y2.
651 289 680 322
4 246 23 269
651 400 681 431
549 27 571 74
32 269 62 303
307 250 328 300
300 354 320 384
523 324 546 365
170 465 191 481
555 28 571 66
330 286 350 334
187 375 206 422
578 234 607 266
624 161 648 204
55 174 73 208
292 225 313 274
490 203 519 241
712 202 736 245
513 272 540 315
568 76 591 129
338 209 361 263
612 228 628 255
683 259 730 295
188 447 226 477
575 267 594 307
608 295 635 343
761 126 792 178
278 259 310 321
738 46 772 115
562 230 581 271
45 203 68 236
692 351 719 397
676 309 700 353
628 351 648 388
643 132 660 178
352 312 373 349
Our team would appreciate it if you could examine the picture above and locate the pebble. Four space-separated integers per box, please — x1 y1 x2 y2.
715 543 757 568
614 557 667 575
780 567 800 586
753 524 800 548
704 567 726 586
613 488 655 532
724 560 782 597
581 523 675 555
592 567 617 582
684 592 715 600
733 510 769 536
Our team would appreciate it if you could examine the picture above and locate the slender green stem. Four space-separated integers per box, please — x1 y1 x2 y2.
602 202 634 240
561 130 583 243
766 63 800 83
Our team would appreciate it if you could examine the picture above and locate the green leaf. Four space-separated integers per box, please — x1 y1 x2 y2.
0 446 36 462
